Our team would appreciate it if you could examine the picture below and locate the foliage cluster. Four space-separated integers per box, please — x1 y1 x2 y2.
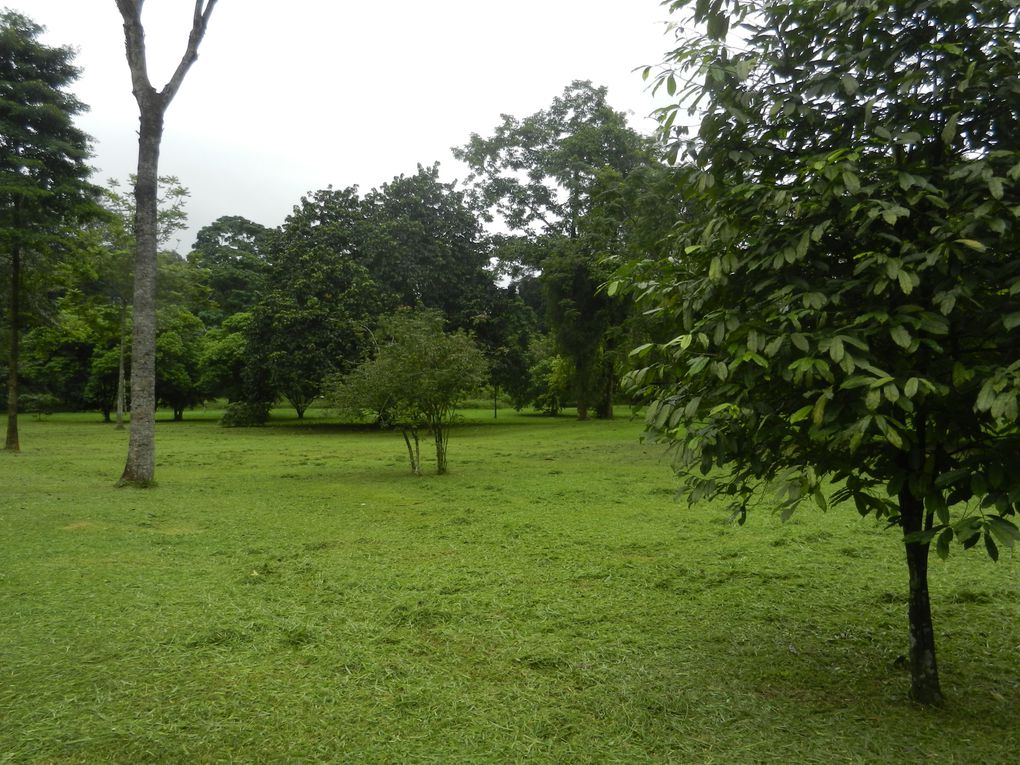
456 81 663 420
616 0 1020 704
326 309 488 474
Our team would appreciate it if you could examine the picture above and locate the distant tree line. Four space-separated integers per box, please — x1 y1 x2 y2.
4 64 664 429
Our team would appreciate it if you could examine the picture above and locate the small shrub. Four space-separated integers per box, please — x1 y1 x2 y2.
19 393 62 420
220 401 271 427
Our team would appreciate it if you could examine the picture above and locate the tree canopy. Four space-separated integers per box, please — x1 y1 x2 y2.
245 187 383 418
456 81 657 419
359 164 492 326
455 80 651 239
188 215 269 324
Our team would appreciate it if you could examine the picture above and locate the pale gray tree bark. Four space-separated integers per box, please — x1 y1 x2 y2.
115 0 217 485
115 299 126 430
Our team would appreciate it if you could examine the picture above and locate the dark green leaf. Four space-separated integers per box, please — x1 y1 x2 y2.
941 113 959 144
936 527 953 560
935 469 970 489
988 176 1004 200
955 239 986 252
890 325 912 349
988 517 1020 549
984 531 999 561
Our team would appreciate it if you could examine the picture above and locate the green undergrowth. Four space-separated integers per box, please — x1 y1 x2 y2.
1 408 1018 763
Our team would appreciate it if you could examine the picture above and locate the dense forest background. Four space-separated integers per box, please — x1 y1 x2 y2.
3 79 669 425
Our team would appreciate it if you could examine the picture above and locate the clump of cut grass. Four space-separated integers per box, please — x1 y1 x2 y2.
1 407 1018 763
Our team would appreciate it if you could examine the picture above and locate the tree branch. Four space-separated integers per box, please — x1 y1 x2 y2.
114 0 154 103
162 0 218 105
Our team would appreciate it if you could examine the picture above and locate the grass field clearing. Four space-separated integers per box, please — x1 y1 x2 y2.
2 407 1018 763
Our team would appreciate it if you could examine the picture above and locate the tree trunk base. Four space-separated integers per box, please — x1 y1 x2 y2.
115 476 157 489
901 486 944 705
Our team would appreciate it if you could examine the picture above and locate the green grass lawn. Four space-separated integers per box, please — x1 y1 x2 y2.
2 407 1018 764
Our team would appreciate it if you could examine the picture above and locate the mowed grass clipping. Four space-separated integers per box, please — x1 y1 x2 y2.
1 408 1018 764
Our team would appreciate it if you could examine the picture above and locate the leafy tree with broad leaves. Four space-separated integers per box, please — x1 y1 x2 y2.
359 164 492 327
188 215 269 325
83 343 124 422
1 9 100 451
360 164 534 409
526 335 572 416
543 237 633 419
455 80 651 239
247 187 382 418
20 306 98 412
621 0 1020 705
470 283 537 414
154 305 204 420
197 311 250 404
327 340 427 476
327 309 488 475
542 162 679 419
456 81 654 419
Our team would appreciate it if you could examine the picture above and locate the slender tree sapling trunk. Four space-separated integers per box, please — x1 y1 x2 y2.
4 243 20 452
402 428 422 476
899 486 944 705
434 426 449 475
115 0 217 485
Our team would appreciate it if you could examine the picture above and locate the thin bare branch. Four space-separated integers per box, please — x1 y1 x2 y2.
162 0 218 105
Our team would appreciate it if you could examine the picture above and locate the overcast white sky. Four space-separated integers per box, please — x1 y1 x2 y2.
11 1 675 251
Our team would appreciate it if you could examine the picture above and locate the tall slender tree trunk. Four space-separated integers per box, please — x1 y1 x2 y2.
596 359 615 419
120 107 164 485
899 486 944 705
575 361 591 421
4 243 21 452
114 0 218 485
115 300 126 430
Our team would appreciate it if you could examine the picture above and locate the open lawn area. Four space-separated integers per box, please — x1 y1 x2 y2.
2 408 1018 763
